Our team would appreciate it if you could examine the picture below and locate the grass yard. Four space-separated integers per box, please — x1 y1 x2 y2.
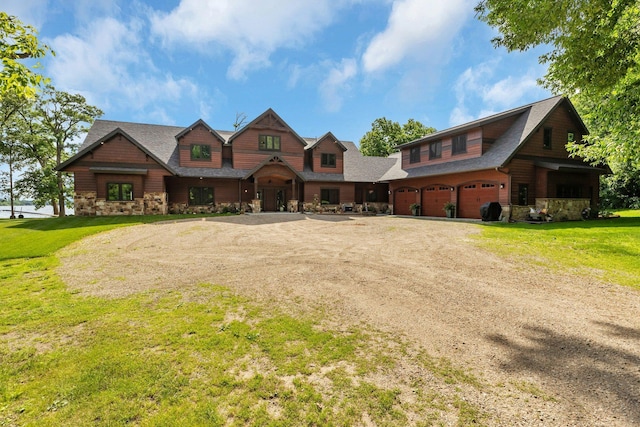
477 210 640 289
1 216 485 426
1 211 638 425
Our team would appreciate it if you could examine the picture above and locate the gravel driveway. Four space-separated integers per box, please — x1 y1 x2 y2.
58 214 640 426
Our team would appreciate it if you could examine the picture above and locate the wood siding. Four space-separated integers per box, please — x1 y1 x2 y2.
66 134 171 194
303 182 355 204
310 137 344 173
178 123 223 168
232 128 305 171
402 127 483 169
166 177 241 205
517 106 584 159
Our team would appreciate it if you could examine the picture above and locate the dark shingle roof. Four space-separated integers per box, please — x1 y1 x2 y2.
381 96 583 181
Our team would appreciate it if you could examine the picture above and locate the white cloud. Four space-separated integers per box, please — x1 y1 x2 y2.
319 58 358 112
362 0 473 73
150 0 352 80
2 0 50 28
450 59 545 125
45 16 207 124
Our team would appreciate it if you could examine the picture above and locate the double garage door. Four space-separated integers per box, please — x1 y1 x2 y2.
457 182 499 219
395 182 499 218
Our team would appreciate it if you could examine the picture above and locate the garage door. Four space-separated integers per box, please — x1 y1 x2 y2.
394 188 418 215
457 182 499 219
422 185 450 217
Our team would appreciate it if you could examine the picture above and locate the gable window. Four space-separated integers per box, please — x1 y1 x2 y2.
543 127 552 149
567 131 575 143
107 183 133 201
429 141 442 159
259 135 281 151
321 153 336 167
320 188 339 205
452 134 467 155
191 144 211 160
409 146 421 164
189 187 214 205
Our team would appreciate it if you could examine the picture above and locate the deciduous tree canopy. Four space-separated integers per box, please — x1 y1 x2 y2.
360 117 435 157
0 12 52 99
476 0 640 171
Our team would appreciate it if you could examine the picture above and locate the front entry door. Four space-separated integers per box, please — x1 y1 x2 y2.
260 188 286 211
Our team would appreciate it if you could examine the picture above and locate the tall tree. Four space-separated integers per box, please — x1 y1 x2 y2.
360 117 435 157
0 12 52 100
475 0 640 168
16 85 102 215
0 96 31 217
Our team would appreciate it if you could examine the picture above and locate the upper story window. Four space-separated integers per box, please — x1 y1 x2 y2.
567 131 575 143
191 144 211 160
107 183 133 201
452 134 467 155
321 153 336 167
409 146 421 164
543 127 552 149
259 135 281 151
429 141 442 159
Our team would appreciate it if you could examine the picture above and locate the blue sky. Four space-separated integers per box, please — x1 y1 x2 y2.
5 0 552 145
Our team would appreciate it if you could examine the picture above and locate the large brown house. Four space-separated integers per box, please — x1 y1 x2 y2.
59 96 606 220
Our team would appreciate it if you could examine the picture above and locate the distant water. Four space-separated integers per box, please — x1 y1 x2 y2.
0 205 75 219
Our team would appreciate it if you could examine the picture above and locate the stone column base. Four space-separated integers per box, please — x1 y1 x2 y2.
251 199 262 213
288 200 298 213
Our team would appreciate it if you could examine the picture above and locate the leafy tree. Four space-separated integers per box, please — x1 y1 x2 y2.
15 85 103 216
475 0 640 168
360 117 435 157
0 12 52 100
0 96 31 217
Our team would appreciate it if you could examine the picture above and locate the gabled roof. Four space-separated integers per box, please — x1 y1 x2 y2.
229 108 308 147
175 118 226 143
305 132 348 151
382 96 591 181
57 125 177 174
243 154 306 181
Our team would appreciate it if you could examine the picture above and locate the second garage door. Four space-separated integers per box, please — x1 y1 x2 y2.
457 182 499 219
394 188 419 216
422 185 450 217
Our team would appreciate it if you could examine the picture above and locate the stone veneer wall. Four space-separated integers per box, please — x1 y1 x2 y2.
74 191 169 216
169 202 246 215
535 198 591 221
74 191 97 216
144 192 168 215
511 198 591 221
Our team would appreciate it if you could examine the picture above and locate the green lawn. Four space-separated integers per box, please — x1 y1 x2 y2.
0 215 487 426
1 212 638 425
477 210 640 289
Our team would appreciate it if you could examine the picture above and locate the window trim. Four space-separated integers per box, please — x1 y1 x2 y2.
188 186 214 206
451 134 467 155
567 130 575 143
409 146 421 164
259 134 281 151
107 182 133 201
190 144 212 161
429 141 442 159
321 152 336 168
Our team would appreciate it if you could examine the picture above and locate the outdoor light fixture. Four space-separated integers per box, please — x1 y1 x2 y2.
450 187 455 192
500 183 505 189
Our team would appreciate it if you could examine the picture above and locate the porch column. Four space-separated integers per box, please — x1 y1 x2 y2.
251 177 261 213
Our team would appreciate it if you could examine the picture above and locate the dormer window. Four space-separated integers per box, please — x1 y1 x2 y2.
259 135 281 151
452 134 467 155
321 153 336 167
409 146 421 164
429 141 442 159
191 144 211 160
